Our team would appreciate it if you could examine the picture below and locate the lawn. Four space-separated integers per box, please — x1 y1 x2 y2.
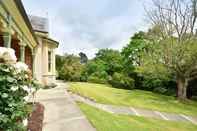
78 102 197 131
69 82 197 116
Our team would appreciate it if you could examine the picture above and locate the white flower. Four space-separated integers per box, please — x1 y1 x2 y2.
10 86 19 91
2 93 8 98
23 119 28 126
22 85 30 92
23 96 29 102
14 62 28 73
24 74 29 78
31 88 36 92
0 47 17 64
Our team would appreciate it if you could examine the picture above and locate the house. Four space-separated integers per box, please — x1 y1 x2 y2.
0 0 59 86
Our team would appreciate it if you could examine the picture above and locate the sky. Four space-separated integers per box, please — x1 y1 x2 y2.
22 0 148 58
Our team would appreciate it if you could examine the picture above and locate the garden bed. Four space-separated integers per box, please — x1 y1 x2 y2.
27 103 44 131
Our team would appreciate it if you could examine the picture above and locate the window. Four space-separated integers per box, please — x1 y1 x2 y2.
48 51 52 72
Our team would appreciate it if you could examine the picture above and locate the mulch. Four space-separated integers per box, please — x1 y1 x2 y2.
27 103 45 131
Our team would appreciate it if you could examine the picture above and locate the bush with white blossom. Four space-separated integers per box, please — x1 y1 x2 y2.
0 47 40 130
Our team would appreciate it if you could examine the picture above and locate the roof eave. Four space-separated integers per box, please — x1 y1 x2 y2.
13 0 39 47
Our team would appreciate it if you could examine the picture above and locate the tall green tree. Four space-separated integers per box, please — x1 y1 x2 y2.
95 49 123 75
79 52 88 64
56 54 66 71
145 0 197 100
122 31 147 66
58 54 84 81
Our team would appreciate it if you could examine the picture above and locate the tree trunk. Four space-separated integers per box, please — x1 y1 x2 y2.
176 75 188 100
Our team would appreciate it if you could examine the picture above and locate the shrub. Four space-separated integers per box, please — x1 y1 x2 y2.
88 76 108 84
153 87 168 94
109 72 135 89
134 65 176 95
87 71 109 84
0 47 39 130
57 54 84 81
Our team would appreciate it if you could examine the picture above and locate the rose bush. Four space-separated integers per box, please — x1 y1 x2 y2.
0 47 40 131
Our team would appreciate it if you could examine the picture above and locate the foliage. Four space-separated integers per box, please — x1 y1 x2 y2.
122 31 147 66
134 62 176 95
56 54 66 71
83 49 131 88
109 72 134 89
79 52 88 64
0 47 39 130
121 31 176 94
58 54 84 81
145 0 197 99
0 64 39 130
95 49 123 75
87 71 109 84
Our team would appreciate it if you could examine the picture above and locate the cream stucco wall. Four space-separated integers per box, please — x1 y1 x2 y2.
34 37 43 83
34 33 57 86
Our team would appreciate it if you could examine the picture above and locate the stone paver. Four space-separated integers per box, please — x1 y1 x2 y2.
161 112 188 122
71 93 197 125
104 105 135 115
36 81 96 131
135 108 162 119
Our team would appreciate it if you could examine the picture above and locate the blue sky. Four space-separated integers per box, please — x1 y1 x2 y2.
22 0 148 58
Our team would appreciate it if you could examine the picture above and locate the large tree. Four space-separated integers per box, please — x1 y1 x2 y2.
79 52 88 64
146 0 197 100
58 54 84 81
122 31 147 66
95 49 123 75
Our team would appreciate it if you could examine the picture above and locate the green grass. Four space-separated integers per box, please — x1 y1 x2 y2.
69 82 197 116
78 102 197 131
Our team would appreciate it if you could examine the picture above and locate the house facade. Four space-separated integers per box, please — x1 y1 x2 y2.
0 0 58 86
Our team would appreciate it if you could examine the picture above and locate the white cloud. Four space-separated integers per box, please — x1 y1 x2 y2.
22 0 148 58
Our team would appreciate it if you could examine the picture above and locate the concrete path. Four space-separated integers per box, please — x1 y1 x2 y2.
71 93 197 125
36 81 96 131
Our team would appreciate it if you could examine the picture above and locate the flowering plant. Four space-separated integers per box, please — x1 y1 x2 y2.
0 47 17 64
0 47 40 130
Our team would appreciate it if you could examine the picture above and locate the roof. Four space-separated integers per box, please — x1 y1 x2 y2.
13 0 59 48
13 0 39 46
28 15 49 33
43 37 59 47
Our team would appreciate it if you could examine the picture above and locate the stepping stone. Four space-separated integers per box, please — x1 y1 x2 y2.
161 112 188 122
103 105 136 115
190 116 197 124
180 115 197 124
134 108 162 119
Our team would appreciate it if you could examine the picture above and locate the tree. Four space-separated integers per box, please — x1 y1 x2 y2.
95 49 123 75
79 52 88 64
56 54 66 71
58 54 84 81
122 31 147 66
145 0 197 100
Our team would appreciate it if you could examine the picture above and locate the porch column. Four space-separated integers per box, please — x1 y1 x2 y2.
32 49 36 78
2 30 11 48
19 44 26 62
52 50 55 74
3 14 12 48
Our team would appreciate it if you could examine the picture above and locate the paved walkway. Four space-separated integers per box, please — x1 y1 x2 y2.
36 81 96 131
71 93 197 125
